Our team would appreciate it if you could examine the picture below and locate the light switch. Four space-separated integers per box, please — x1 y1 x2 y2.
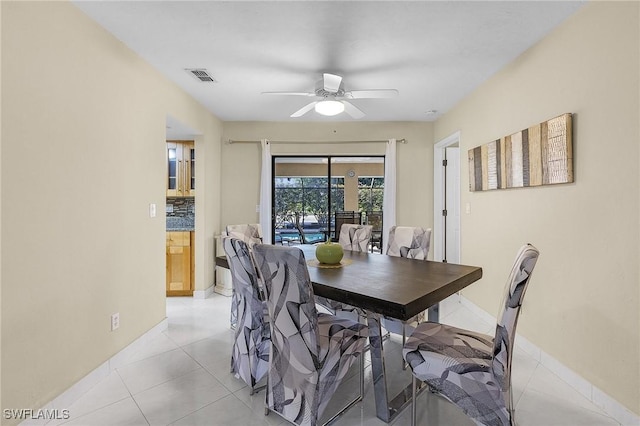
149 203 157 218
465 203 471 214
256 204 260 213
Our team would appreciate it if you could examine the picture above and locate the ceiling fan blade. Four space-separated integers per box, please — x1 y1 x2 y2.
344 89 399 99
290 101 318 118
323 73 342 93
342 101 365 119
262 91 316 97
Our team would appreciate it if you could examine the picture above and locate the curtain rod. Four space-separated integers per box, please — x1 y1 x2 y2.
227 138 406 145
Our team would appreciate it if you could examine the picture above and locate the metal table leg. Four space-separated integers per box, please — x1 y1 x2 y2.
366 311 426 423
427 302 439 322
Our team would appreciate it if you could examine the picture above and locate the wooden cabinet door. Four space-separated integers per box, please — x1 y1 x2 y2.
166 232 192 296
183 142 195 196
166 142 181 197
166 141 195 197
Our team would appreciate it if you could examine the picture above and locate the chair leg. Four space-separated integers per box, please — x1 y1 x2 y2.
402 325 407 370
264 376 270 416
321 353 365 426
360 350 365 398
506 387 516 426
411 375 417 426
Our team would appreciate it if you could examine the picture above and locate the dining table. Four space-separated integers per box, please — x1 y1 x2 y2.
215 244 482 423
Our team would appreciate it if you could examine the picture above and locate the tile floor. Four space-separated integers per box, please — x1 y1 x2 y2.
45 295 621 426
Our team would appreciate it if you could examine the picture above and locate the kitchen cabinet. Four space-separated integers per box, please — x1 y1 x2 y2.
166 231 194 296
166 141 195 197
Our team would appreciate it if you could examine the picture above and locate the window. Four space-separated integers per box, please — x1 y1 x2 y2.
272 156 384 244
358 177 384 212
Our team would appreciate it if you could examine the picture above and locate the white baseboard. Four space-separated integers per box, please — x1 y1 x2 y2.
21 318 169 425
213 284 232 297
459 295 639 426
193 284 214 299
108 318 169 370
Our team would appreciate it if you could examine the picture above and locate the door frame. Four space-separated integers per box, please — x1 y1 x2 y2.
270 155 385 243
433 131 461 263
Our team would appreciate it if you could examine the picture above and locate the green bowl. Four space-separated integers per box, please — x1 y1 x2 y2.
315 241 344 264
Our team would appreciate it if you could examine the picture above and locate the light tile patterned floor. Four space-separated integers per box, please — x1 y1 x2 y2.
45 295 620 426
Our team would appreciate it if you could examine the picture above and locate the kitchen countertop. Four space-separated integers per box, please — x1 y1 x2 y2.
167 216 194 232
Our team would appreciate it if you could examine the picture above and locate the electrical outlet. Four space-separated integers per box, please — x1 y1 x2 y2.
111 313 120 331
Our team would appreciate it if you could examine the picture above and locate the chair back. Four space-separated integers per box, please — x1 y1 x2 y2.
386 226 431 259
225 223 263 245
492 244 539 394
334 211 362 239
222 237 270 388
252 244 321 424
338 224 373 252
365 211 383 250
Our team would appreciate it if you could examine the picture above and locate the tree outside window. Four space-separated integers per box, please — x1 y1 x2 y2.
274 177 337 230
358 177 384 212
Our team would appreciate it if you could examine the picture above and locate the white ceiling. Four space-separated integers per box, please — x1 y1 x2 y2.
73 1 584 124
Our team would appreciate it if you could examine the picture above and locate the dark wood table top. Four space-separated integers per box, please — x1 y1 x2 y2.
216 245 482 321
298 245 482 320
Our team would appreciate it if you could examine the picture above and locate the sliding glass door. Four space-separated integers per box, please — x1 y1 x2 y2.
272 156 384 250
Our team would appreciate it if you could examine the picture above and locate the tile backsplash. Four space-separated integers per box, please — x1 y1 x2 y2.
166 197 195 218
166 197 194 230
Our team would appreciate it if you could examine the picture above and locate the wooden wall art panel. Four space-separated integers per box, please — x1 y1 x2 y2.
468 113 573 192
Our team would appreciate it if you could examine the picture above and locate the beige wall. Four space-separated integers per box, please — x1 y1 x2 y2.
435 2 639 415
221 121 434 245
1 1 221 415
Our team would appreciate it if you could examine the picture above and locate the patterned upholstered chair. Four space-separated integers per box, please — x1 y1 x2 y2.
386 225 431 260
383 226 432 358
225 223 263 245
252 244 368 426
333 211 362 241
222 237 270 394
402 244 539 426
225 224 263 329
338 223 373 252
315 224 372 317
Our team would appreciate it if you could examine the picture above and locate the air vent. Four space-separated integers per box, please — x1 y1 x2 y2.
185 68 217 83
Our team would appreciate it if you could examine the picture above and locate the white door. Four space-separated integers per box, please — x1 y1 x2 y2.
444 147 460 263
433 132 461 264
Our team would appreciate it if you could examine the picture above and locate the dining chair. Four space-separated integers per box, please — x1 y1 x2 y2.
315 224 372 318
338 223 373 252
365 211 383 253
385 225 432 322
386 225 431 260
221 237 270 394
225 223 263 329
384 225 432 365
402 244 540 426
334 211 362 240
252 244 369 426
225 223 263 245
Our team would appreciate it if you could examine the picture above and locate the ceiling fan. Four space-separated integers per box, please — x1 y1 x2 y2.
262 73 398 119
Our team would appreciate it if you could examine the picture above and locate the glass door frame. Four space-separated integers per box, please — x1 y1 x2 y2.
270 155 385 244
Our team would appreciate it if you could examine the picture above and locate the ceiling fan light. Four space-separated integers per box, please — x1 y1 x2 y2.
315 100 344 116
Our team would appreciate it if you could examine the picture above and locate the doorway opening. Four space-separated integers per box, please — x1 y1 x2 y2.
433 132 461 264
272 156 385 251
165 115 201 297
